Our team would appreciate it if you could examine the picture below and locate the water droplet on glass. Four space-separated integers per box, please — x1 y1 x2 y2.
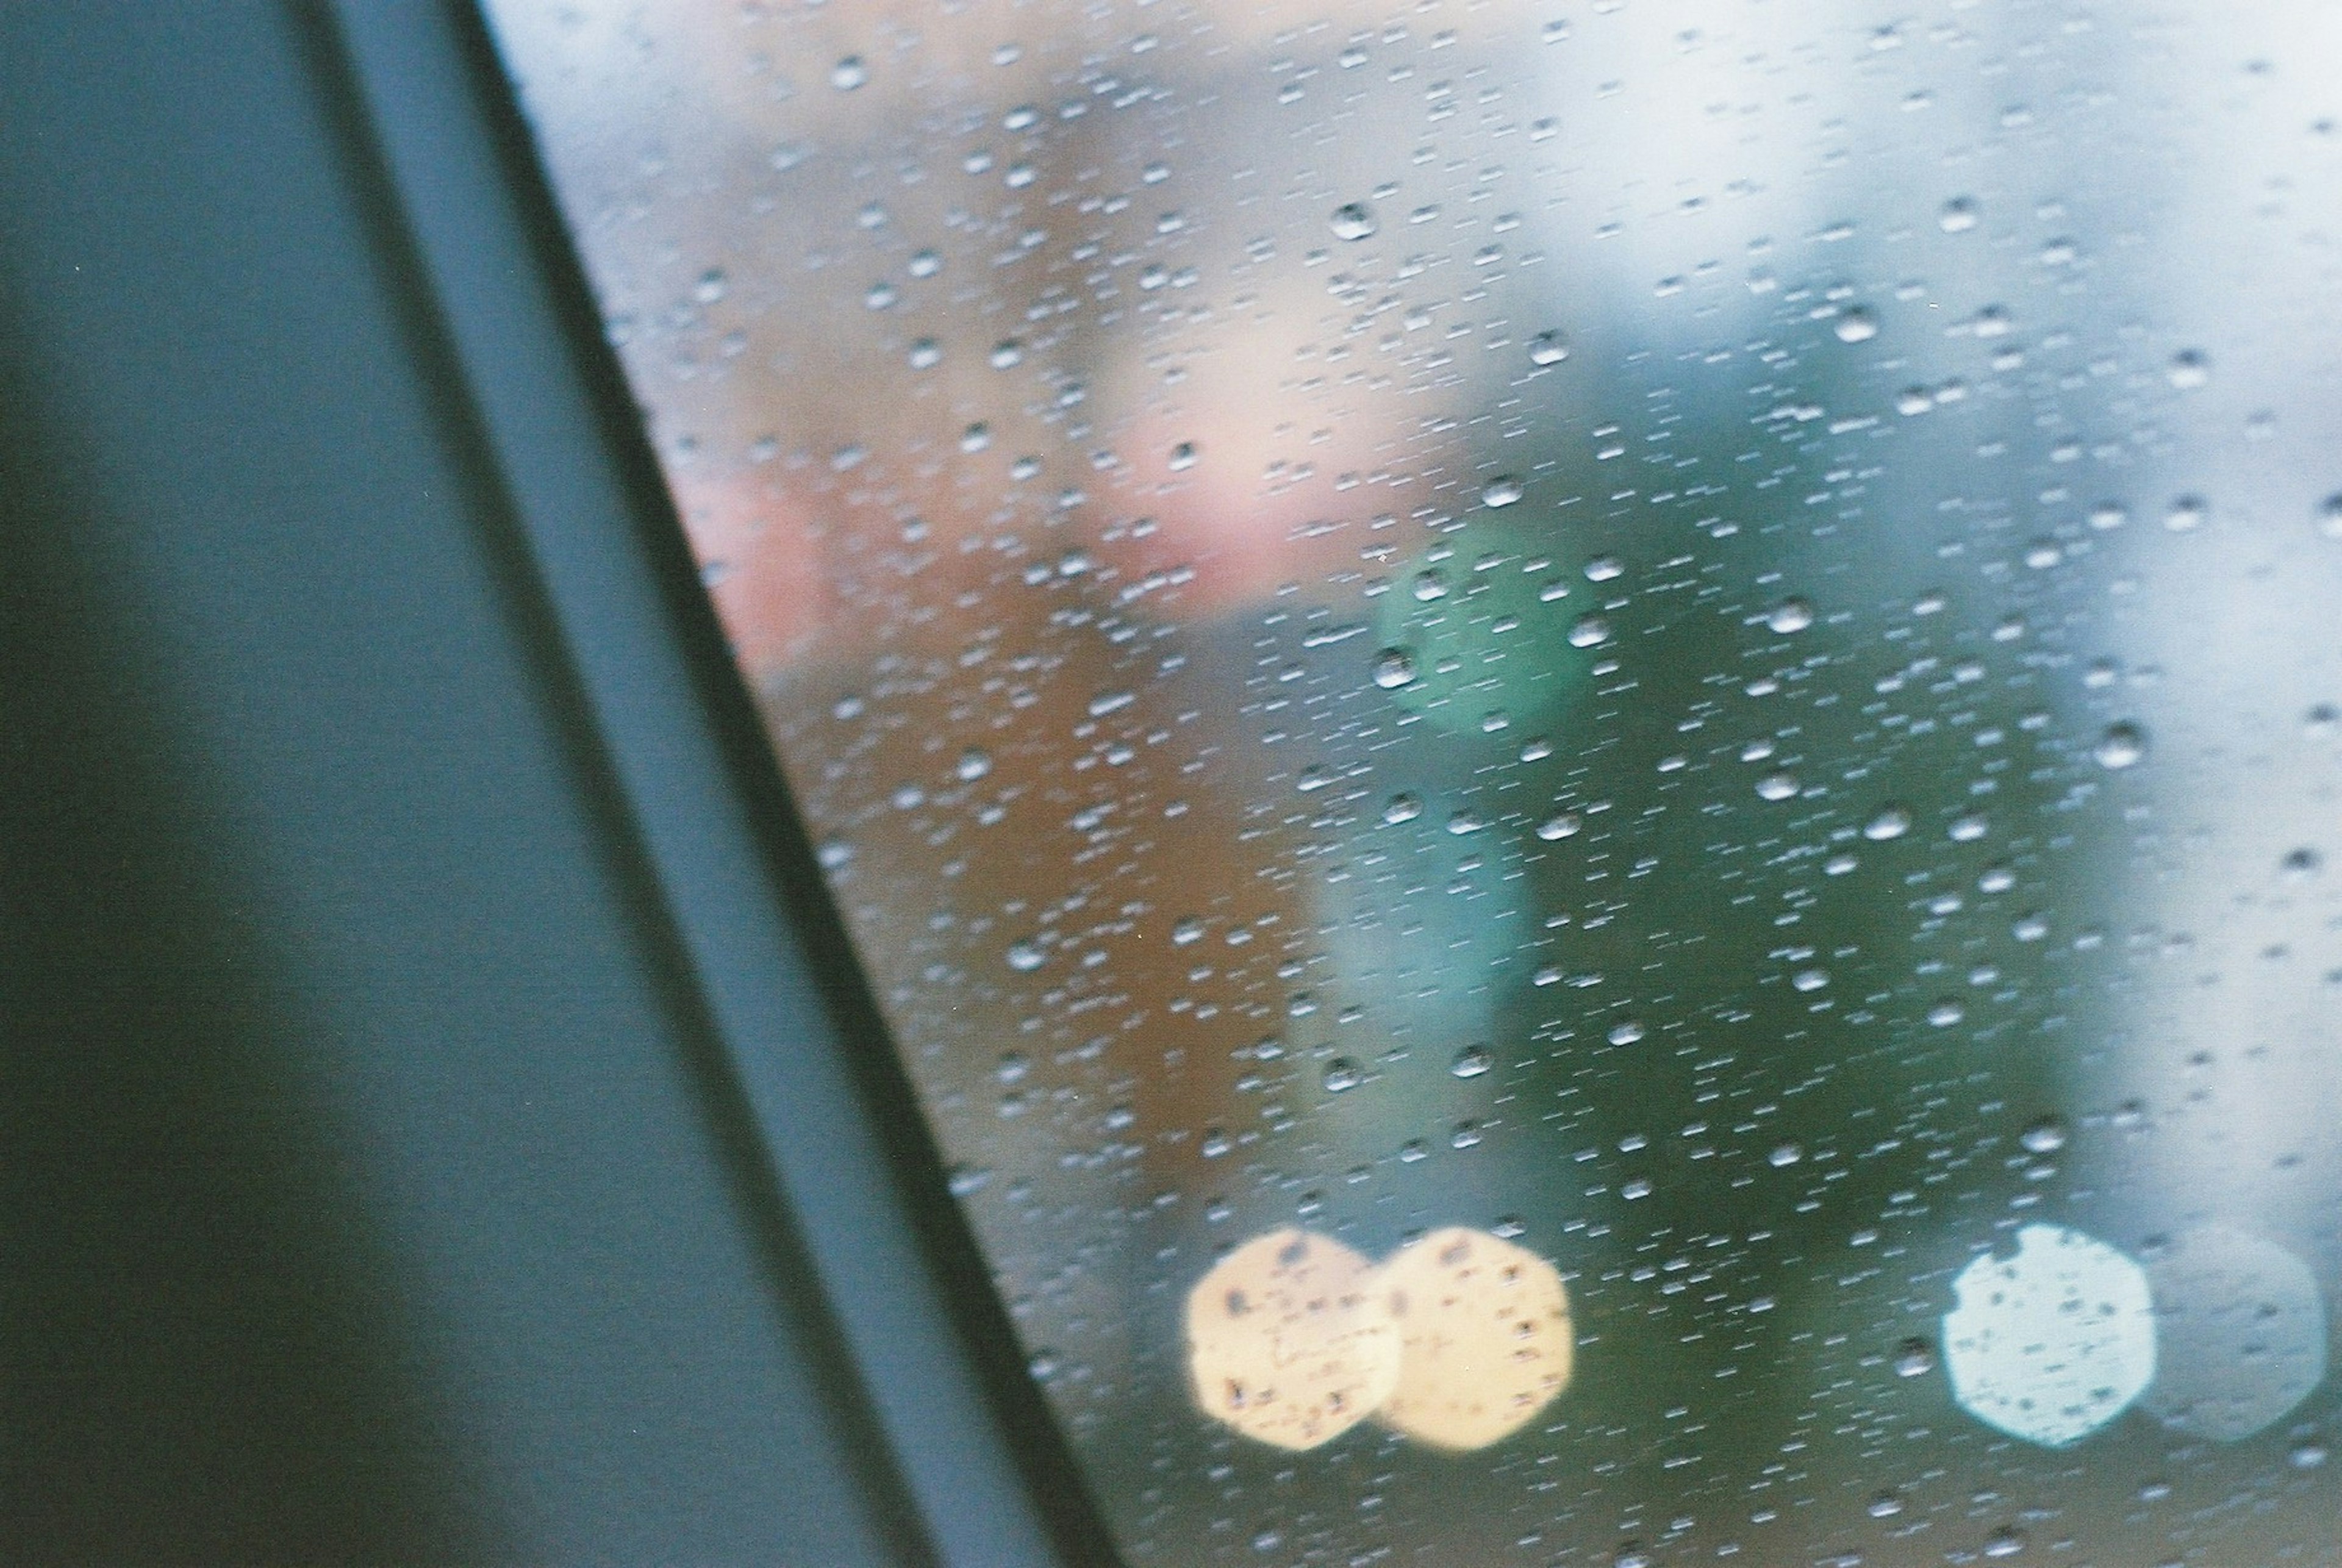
1833 307 1878 343
2168 349 2210 389
1528 329 1570 365
1480 474 1524 508
2285 846 2324 878
1927 1000 1965 1027
2165 495 2206 531
1445 810 1486 836
1864 806 1912 840
989 339 1024 369
1006 940 1045 972
830 55 868 90
956 748 992 782
1567 615 1611 648
1868 1491 1904 1519
2094 723 2146 770
1323 1058 1363 1093
1893 1337 1937 1378
1983 1526 2025 1558
1769 1141 1803 1167
1606 1020 1645 1047
1372 647 1419 689
2021 1116 2068 1155
947 1165 992 1197
1329 202 1376 240
2318 495 2342 539
1411 567 1449 601
1536 811 1582 841
1756 771 1799 801
1168 441 1198 471
1939 196 1980 232
1766 598 1814 634
1450 1044 1494 1079
1383 793 1423 825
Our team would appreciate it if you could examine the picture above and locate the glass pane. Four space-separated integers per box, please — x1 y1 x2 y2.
482 1 2342 1558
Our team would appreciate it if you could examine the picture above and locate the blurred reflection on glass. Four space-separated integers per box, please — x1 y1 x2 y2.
485 0 2342 1559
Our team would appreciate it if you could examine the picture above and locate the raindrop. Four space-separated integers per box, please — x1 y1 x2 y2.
2094 723 2147 770
1769 1141 1803 1167
694 268 728 304
1172 916 1205 945
2167 349 2210 389
1480 474 1524 508
1926 1000 1965 1027
1536 811 1582 841
2020 1117 2068 1155
1450 1044 1494 1079
2318 495 2342 539
1606 1020 1645 1047
1169 442 1198 471
1893 1337 1937 1378
1833 307 1878 343
1528 329 1570 365
2165 495 2206 531
947 1165 992 1197
1330 202 1377 240
1983 1526 2026 1558
1567 615 1611 648
990 339 1025 369
1756 771 1799 801
1939 196 1980 232
2284 846 2324 878
1412 568 1449 601
1383 793 1424 825
956 748 992 782
1323 1058 1364 1093
1766 597 1814 634
830 55 868 90
1006 940 1045 972
1372 647 1419 689
1864 806 1912 841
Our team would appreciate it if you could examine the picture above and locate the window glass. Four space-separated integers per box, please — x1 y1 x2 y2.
484 0 2342 1558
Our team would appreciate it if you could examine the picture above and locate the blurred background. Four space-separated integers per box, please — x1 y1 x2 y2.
487 1 2342 1559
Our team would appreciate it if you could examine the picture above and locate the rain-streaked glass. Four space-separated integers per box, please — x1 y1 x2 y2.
482 1 2342 1559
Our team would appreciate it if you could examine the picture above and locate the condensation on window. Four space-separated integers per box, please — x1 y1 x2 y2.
484 1 2342 1559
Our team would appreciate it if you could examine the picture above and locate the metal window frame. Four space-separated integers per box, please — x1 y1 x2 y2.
322 6 1120 1562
